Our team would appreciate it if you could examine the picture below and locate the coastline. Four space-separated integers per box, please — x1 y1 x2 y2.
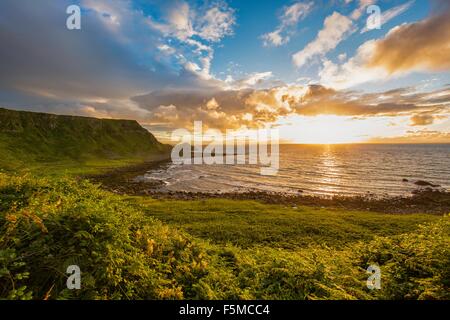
88 160 450 215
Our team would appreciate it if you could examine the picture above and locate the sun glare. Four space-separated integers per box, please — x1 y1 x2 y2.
278 115 371 144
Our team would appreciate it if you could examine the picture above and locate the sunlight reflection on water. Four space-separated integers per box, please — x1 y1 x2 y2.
139 144 450 197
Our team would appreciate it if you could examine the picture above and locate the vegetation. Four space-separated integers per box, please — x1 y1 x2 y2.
0 108 170 174
137 198 439 249
0 174 448 300
0 108 448 300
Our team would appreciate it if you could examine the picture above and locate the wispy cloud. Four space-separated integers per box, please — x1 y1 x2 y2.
360 0 415 33
292 12 354 68
350 0 376 20
261 1 313 47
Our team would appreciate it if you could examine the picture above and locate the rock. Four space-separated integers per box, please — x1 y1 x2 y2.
414 180 439 187
402 178 409 182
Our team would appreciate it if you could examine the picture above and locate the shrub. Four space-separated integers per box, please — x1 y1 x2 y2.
351 217 450 299
1 173 448 300
0 174 225 299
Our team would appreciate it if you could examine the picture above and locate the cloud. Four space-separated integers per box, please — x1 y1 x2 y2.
151 104 180 123
146 1 194 41
338 53 347 62
167 1 194 39
369 129 450 143
196 5 236 42
261 29 289 47
158 44 176 55
0 0 162 101
132 84 299 130
367 9 450 73
410 113 435 126
131 83 450 131
319 40 388 89
0 0 237 122
226 72 274 90
0 0 448 142
410 110 448 126
132 88 255 130
261 1 313 47
0 1 225 99
292 12 354 68
146 1 235 43
286 85 450 118
350 0 376 20
145 1 235 80
283 1 313 25
361 0 415 33
320 8 450 89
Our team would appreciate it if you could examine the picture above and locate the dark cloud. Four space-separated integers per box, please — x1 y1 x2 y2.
0 0 214 115
132 89 256 129
1 1 146 99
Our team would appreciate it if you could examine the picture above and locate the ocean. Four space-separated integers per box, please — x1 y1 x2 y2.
138 144 450 197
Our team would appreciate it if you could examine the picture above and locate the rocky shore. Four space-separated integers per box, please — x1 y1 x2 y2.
87 161 450 215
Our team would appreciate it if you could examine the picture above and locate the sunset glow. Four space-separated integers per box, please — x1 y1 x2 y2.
0 0 449 143
278 115 373 144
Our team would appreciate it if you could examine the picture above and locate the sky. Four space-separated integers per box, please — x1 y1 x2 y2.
0 0 449 144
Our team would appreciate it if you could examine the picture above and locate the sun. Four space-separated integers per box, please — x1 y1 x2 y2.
278 115 370 144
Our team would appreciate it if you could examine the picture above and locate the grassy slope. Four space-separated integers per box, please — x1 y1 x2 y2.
137 198 439 249
0 108 170 174
1 174 448 300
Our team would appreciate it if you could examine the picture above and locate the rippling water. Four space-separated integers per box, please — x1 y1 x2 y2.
139 144 450 197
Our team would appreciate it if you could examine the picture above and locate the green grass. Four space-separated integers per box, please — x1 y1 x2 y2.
0 108 170 174
136 198 439 249
0 157 163 177
1 174 448 300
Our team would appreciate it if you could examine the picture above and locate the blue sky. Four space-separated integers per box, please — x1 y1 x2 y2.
212 0 430 85
0 0 449 143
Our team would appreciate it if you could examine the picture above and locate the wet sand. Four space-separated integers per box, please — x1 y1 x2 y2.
87 160 450 215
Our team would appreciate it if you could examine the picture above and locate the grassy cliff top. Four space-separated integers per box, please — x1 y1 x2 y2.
0 108 170 173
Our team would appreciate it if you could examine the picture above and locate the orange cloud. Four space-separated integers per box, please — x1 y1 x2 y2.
369 129 450 143
320 6 450 89
367 9 450 73
410 114 435 126
132 84 450 131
